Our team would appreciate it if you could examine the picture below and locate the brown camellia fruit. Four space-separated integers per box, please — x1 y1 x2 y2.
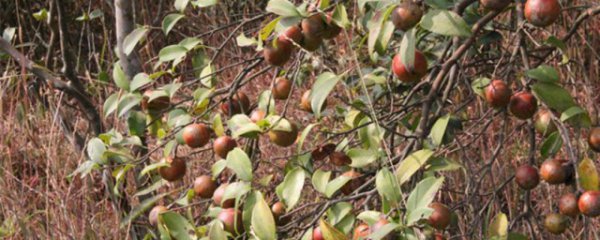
218 208 243 235
272 77 292 100
268 120 299 147
302 14 326 40
588 127 600 152
480 0 511 11
158 157 186 182
524 0 561 27
264 38 292 67
391 2 423 31
371 218 393 239
509 91 537 119
539 159 573 185
278 25 303 46
213 136 237 159
141 90 171 114
578 191 600 217
484 80 512 109
559 193 580 217
428 203 451 230
182 123 210 148
535 109 557 136
313 227 324 240
353 223 370 240
213 183 235 208
299 90 327 113
250 109 267 122
341 170 363 195
301 34 323 52
515 164 540 190
392 50 428 83
311 143 337 161
544 213 568 234
220 92 250 116
149 205 168 225
330 151 352 166
193 175 217 198
323 14 342 39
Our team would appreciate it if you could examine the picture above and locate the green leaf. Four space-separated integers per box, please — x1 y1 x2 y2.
375 169 401 205
127 110 146 136
525 65 559 83
399 28 417 72
319 219 348 240
89 9 104 19
260 17 281 41
540 131 562 158
179 37 202 50
236 33 257 47
212 160 227 177
395 149 434 184
139 161 169 177
162 13 185 35
531 82 576 112
348 148 378 168
192 0 218 7
251 193 277 240
222 182 251 205
257 90 276 114
87 138 106 163
159 45 189 62
487 213 508 238
429 114 450 147
174 0 190 12
312 169 331 194
325 174 352 198
367 222 400 240
227 114 262 138
471 77 491 97
266 0 301 17
578 157 599 191
131 73 152 91
208 221 227 240
405 177 444 224
356 211 383 226
162 212 196 240
560 106 591 128
113 62 130 91
123 27 148 56
226 148 253 181
32 9 49 22
117 93 142 117
119 192 168 228
427 157 463 172
103 93 120 117
310 73 340 117
297 123 317 154
358 117 384 150
212 114 224 137
3 27 16 42
420 10 472 37
275 167 305 210
332 5 350 28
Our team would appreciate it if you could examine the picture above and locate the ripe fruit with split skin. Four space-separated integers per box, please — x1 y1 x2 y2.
158 157 186 182
391 2 423 31
353 223 370 240
220 92 250 116
539 159 573 185
272 77 292 100
392 50 428 83
524 0 561 27
141 90 171 113
588 127 600 152
313 227 324 240
535 109 557 136
509 91 537 119
268 120 299 147
213 183 235 208
480 0 511 11
193 175 217 198
559 193 579 217
213 136 237 159
330 151 352 166
218 208 243 235
578 191 600 217
182 123 210 148
515 164 540 190
428 203 451 230
278 25 303 46
264 38 292 67
250 109 266 122
484 80 512 109
149 205 168 225
340 170 363 195
544 213 568 234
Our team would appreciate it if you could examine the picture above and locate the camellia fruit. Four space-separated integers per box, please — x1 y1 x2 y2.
278 25 303 46
271 201 290 225
391 2 423 31
149 205 168 225
515 164 540 190
428 203 451 230
544 213 568 234
193 175 217 198
220 92 250 116
353 223 370 240
524 0 561 27
340 170 363 195
268 120 299 147
323 14 342 39
484 80 512 109
213 135 237 159
264 38 292 67
182 123 210 148
272 77 292 100
480 0 511 11
535 109 557 136
302 14 326 40
212 183 235 208
392 50 428 83
588 127 600 152
250 109 267 122
509 91 537 120
559 193 580 217
578 191 600 217
313 227 324 240
218 208 243 235
158 157 186 182
329 151 352 166
539 159 573 185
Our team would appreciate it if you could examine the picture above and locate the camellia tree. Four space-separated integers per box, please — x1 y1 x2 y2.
2 0 600 239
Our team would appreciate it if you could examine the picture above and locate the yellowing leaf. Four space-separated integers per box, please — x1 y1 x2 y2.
578 157 599 191
319 219 348 240
488 212 508 238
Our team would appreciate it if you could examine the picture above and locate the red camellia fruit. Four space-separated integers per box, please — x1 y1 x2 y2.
578 191 600 217
220 92 250 116
484 80 512 109
515 164 540 190
480 0 511 11
313 227 324 240
302 14 326 40
524 0 561 27
193 175 217 198
182 123 210 148
509 91 537 119
158 157 186 182
392 50 428 83
588 127 600 152
391 2 423 31
539 159 573 185
428 203 451 230
212 184 235 208
272 77 292 100
264 39 292 67
559 193 580 217
218 208 243 235
353 223 370 240
278 25 303 46
213 136 237 159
